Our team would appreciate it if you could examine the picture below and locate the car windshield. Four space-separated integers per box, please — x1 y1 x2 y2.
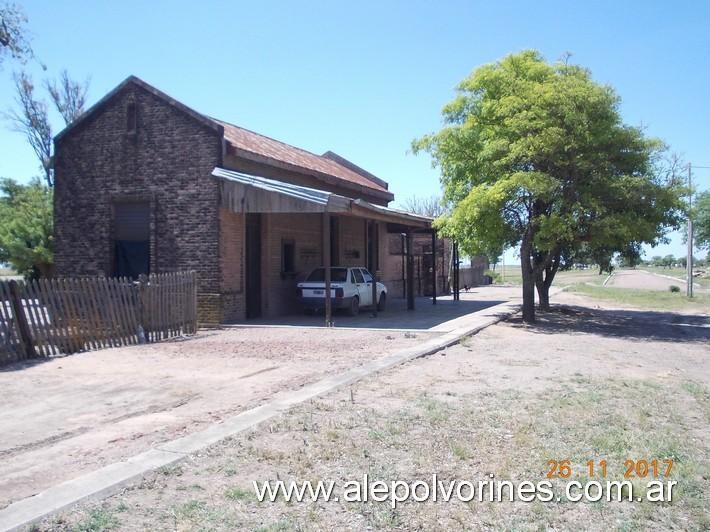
306 268 349 283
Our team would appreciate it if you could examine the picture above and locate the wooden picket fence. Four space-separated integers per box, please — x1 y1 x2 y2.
0 271 197 366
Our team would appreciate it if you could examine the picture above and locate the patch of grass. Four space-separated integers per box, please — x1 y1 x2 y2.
39 365 709 531
157 464 183 477
224 486 254 501
73 509 118 532
496 265 606 286
569 282 710 309
254 520 296 532
682 381 710 421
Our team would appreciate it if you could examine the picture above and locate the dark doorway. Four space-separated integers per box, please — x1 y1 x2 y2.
245 213 262 319
114 201 150 279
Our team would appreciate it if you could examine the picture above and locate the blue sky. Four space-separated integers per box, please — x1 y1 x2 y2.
1 0 708 260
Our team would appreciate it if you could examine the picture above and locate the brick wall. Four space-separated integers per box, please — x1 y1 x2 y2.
261 213 322 318
53 81 223 323
380 233 452 297
219 208 246 322
339 216 366 268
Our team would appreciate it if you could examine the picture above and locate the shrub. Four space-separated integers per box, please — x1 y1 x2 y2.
484 269 502 284
669 285 681 293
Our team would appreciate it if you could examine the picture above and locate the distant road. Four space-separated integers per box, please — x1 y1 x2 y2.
608 269 686 291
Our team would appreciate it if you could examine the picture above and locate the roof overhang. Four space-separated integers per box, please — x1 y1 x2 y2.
212 167 431 229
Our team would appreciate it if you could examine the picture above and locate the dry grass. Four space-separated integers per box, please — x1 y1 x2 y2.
29 295 710 531
36 376 709 531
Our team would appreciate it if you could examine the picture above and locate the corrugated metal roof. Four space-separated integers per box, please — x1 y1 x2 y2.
213 167 336 206
212 167 431 228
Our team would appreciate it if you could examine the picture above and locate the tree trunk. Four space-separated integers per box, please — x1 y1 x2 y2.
534 250 560 312
520 239 535 323
535 272 549 311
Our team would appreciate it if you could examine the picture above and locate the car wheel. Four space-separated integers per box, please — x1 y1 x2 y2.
377 292 386 311
348 296 359 316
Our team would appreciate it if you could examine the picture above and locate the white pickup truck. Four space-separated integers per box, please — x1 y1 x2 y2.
297 267 387 316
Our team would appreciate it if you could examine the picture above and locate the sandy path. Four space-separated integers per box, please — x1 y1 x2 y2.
33 291 710 531
609 269 686 291
0 326 437 508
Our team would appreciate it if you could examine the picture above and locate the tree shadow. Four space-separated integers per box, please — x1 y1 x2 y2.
507 304 710 344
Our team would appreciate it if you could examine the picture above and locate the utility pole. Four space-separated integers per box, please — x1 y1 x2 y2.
687 163 693 298
501 253 505 283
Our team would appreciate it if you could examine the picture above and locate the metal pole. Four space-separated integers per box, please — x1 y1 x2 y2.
687 163 694 298
401 233 406 299
431 230 437 305
453 242 459 301
501 252 505 284
323 212 332 326
406 230 415 310
370 221 378 318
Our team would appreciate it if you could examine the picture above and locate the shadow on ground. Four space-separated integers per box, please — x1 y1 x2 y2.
509 304 710 344
243 297 507 330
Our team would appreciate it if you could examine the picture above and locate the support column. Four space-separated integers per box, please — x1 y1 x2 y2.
323 212 332 327
406 230 415 310
370 221 378 317
431 230 437 305
453 241 460 301
401 233 406 299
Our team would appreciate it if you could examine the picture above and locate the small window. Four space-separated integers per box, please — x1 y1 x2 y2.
361 268 373 283
281 239 295 277
126 102 137 133
353 269 365 284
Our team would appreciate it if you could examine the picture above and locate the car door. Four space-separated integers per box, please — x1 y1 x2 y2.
359 268 374 306
351 268 367 305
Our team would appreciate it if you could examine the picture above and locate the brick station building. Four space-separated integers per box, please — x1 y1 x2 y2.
53 76 453 323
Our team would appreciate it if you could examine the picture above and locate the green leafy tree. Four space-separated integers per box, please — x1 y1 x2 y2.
0 178 53 278
618 244 643 269
662 254 675 269
413 50 684 322
694 190 710 252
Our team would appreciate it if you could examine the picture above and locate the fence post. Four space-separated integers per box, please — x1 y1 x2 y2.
137 274 147 344
8 280 37 359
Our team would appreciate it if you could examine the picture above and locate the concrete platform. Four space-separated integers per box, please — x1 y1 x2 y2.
235 285 522 332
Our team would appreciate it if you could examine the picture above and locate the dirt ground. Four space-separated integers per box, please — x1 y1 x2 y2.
37 291 710 531
0 326 438 509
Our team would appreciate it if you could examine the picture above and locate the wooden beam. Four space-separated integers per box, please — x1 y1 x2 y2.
406 231 415 310
323 212 332 326
452 241 461 301
431 230 437 305
370 221 378 318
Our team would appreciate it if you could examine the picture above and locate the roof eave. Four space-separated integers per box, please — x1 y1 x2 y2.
227 144 395 203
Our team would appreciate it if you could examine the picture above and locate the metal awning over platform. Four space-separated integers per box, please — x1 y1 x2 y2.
212 167 431 228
